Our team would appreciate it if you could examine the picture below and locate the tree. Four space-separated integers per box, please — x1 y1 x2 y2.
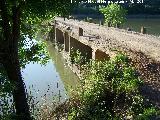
0 0 77 119
100 3 127 27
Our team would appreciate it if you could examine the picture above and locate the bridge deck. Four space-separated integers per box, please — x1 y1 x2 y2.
55 17 160 62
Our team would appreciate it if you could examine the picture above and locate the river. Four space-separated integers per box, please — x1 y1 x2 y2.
22 41 79 105
92 18 160 36
123 18 160 36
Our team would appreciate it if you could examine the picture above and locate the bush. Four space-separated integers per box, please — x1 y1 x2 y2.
2 49 158 119
100 3 127 27
70 48 87 66
48 54 160 119
67 54 143 119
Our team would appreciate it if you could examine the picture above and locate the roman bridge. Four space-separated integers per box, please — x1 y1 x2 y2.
48 17 160 107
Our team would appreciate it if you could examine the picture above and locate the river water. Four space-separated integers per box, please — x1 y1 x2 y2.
123 18 160 36
93 18 160 36
22 41 79 104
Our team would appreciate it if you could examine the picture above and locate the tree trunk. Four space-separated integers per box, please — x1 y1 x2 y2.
3 52 31 120
0 0 31 119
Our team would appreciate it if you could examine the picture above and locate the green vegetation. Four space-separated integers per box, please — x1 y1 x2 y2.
70 48 87 65
53 53 160 120
0 65 15 120
100 3 127 27
1 0 160 119
19 39 50 68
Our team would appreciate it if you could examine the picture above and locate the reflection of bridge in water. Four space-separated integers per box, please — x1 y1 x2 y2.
48 17 160 108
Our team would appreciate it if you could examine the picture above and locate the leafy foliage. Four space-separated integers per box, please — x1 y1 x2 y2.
68 54 142 119
135 107 160 120
53 54 159 119
0 65 15 119
70 48 87 65
100 3 127 27
18 37 50 68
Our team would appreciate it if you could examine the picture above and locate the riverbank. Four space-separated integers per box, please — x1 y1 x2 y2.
127 14 160 19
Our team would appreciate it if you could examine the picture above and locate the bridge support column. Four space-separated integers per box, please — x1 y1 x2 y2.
79 27 83 36
64 32 70 52
69 36 92 60
141 26 147 34
55 28 64 44
92 49 110 61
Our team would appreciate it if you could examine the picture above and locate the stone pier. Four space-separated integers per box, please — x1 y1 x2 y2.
55 28 64 44
69 36 92 60
93 49 110 61
64 32 70 52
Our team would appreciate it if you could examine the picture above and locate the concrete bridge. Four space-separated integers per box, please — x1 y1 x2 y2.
48 17 160 108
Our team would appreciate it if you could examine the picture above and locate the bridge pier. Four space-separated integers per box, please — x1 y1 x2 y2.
64 32 70 52
69 36 92 60
48 26 55 42
55 28 64 44
49 18 160 108
92 49 110 61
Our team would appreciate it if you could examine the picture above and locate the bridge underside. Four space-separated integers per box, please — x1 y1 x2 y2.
55 28 64 44
55 28 111 61
69 36 92 60
93 49 110 61
64 32 69 52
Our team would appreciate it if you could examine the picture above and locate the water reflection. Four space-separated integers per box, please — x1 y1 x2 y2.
22 60 67 104
46 41 79 90
22 41 79 105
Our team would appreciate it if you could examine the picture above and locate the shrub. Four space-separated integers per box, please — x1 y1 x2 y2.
48 54 160 119
100 3 127 27
70 48 87 66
